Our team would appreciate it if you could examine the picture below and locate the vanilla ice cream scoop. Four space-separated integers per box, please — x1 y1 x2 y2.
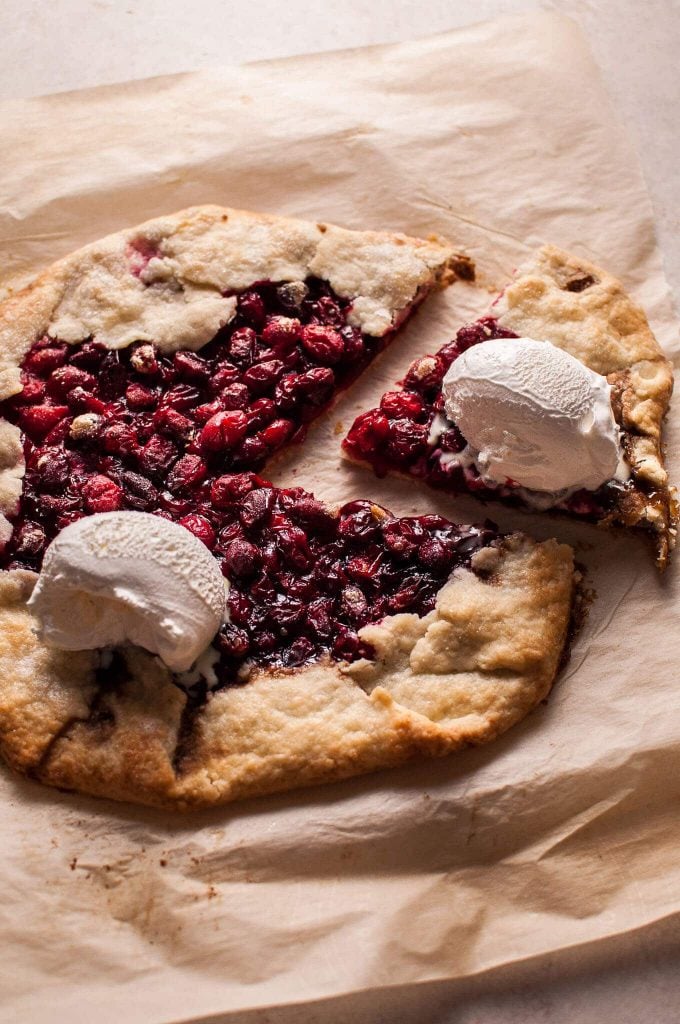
28 512 227 672
442 337 624 494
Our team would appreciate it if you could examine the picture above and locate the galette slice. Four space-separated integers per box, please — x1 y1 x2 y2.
0 203 471 553
344 246 677 567
0 478 577 810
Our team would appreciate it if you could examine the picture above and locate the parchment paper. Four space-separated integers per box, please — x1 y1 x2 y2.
0 12 678 1024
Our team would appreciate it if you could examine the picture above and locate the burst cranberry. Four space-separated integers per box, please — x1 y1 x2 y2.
43 416 74 447
339 325 365 361
221 383 250 410
34 449 71 491
260 418 295 448
309 296 344 326
138 435 177 475
345 410 390 456
247 397 276 430
152 406 193 439
167 454 207 494
15 375 45 405
129 342 159 375
68 341 107 370
243 360 284 395
98 354 127 399
382 519 425 557
24 343 69 377
346 554 382 580
126 383 157 410
386 420 428 461
439 426 465 453
192 400 225 425
229 327 257 363
82 475 123 513
237 290 266 326
267 595 304 629
227 589 253 626
222 538 260 578
380 391 426 421
236 436 268 466
275 368 334 411
272 524 310 570
18 404 69 441
289 496 335 532
101 421 139 456
47 366 96 399
211 472 259 507
239 487 274 529
261 316 301 350
332 627 370 662
66 387 107 414
305 597 334 637
199 410 248 452
160 383 201 411
118 470 158 510
282 637 315 667
403 354 446 393
174 351 210 382
300 324 344 364
210 364 240 393
338 501 383 541
179 513 215 549
216 626 251 658
418 538 454 571
13 521 46 557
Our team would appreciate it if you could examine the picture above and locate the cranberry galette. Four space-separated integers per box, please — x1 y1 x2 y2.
344 247 677 567
0 207 577 810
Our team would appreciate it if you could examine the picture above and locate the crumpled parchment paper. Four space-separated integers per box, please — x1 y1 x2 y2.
0 11 678 1024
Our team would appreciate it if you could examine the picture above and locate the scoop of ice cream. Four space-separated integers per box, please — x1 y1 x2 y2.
27 512 227 672
442 337 623 493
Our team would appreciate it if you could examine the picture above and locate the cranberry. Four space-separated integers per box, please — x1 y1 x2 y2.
260 418 295 448
126 383 157 410
289 496 335 532
281 637 315 667
267 595 304 629
18 405 70 442
216 626 251 658
235 436 268 466
275 368 334 410
138 435 178 476
34 449 71 492
243 360 284 395
68 341 107 370
210 364 240 394
439 426 465 453
261 316 301 350
179 513 215 548
221 383 250 410
23 343 69 377
82 475 123 513
239 487 275 529
418 537 454 571
13 521 46 557
227 589 253 626
47 366 96 399
222 538 260 578
118 470 158 510
237 290 266 327
129 342 159 375
192 400 225 425
66 388 107 414
15 376 46 405
160 383 201 412
380 391 426 421
199 410 248 452
152 406 194 440
338 501 383 541
229 327 257 364
332 627 370 662
345 410 390 457
272 524 310 570
174 351 210 382
386 420 428 461
247 397 276 430
167 454 207 493
300 324 344 364
403 354 446 394
339 325 365 361
308 296 344 327
305 597 335 637
211 472 259 507
101 422 139 457
98 354 127 399
383 519 425 557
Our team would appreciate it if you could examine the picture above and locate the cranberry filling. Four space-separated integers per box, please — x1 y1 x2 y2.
343 316 626 521
0 287 502 694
